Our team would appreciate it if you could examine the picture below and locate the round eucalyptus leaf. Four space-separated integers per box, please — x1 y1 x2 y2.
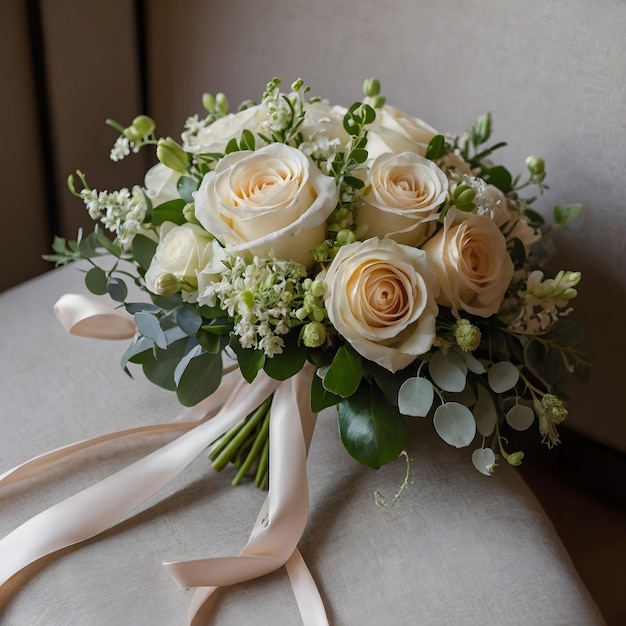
474 384 497 437
433 402 476 448
487 361 519 393
429 350 467 392
472 448 496 476
506 403 535 431
397 377 434 417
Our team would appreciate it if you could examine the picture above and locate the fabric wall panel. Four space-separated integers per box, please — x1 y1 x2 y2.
0 0 50 291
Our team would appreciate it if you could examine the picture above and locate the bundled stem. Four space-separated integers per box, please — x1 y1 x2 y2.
208 396 272 488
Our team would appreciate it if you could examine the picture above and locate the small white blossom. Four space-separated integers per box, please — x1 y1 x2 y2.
110 136 132 162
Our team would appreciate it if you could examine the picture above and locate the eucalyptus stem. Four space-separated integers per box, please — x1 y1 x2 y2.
233 403 271 486
211 397 271 472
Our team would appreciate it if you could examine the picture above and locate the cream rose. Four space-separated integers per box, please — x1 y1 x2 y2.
366 105 439 161
194 143 338 268
320 237 439 372
144 163 181 206
356 152 448 246
422 208 514 317
145 222 226 300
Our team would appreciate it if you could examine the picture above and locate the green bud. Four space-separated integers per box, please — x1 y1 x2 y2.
363 78 381 97
354 223 369 239
154 273 181 296
302 278 313 291
239 290 254 309
182 203 197 223
202 93 216 113
302 322 326 348
541 394 568 423
291 78 304 92
310 279 326 298
123 126 142 142
474 113 492 144
454 319 481 352
215 93 229 114
506 451 524 466
454 185 476 211
131 115 155 137
525 155 545 176
156 137 189 173
336 229 357 244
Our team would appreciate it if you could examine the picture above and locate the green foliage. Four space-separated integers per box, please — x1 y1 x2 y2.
338 382 408 469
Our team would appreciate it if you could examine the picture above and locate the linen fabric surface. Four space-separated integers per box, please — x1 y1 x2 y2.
0 265 603 625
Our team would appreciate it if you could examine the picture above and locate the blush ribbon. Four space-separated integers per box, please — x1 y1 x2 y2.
0 295 329 625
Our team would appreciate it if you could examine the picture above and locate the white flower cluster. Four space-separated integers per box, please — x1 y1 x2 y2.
203 255 308 357
110 136 132 162
80 186 148 248
510 270 581 333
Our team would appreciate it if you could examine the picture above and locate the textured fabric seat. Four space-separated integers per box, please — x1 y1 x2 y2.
0 265 603 624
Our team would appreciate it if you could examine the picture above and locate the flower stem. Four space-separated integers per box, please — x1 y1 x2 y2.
210 397 271 472
255 437 270 489
233 403 271 486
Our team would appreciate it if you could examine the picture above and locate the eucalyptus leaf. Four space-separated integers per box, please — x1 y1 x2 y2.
472 448 496 476
473 384 497 437
229 335 265 383
141 338 188 391
548 319 585 347
433 402 476 448
176 305 202 336
85 266 108 295
173 344 204 385
397 377 434 417
338 383 408 469
176 176 198 203
506 403 535 431
429 350 466 392
107 277 128 303
134 312 167 349
487 361 519 393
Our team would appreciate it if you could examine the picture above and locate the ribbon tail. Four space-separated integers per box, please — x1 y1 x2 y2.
285 549 329 626
0 374 280 587
164 364 328 625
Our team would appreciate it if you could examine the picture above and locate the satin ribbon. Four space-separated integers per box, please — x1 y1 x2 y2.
0 295 329 625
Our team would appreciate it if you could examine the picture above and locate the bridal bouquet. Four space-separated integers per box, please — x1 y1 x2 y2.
5 77 588 623
48 77 587 479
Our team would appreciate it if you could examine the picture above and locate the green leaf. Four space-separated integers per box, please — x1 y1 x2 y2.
225 138 239 154
197 329 221 354
553 203 583 227
107 277 128 302
483 165 513 193
176 176 198 203
338 382 408 469
263 332 307 381
397 377 434 417
142 338 188 391
229 335 265 383
548 319 585 347
152 199 187 225
121 335 153 369
310 372 341 412
426 134 446 160
176 350 223 407
240 129 255 151
349 148 368 164
322 346 362 398
343 175 365 190
85 266 108 295
95 227 123 257
132 234 158 271
473 384 497 437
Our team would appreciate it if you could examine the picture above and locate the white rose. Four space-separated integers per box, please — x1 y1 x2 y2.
145 222 226 300
366 105 438 161
422 208 514 317
320 237 439 372
356 152 448 246
476 185 540 249
144 163 181 206
440 151 475 177
184 105 269 154
194 143 338 268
